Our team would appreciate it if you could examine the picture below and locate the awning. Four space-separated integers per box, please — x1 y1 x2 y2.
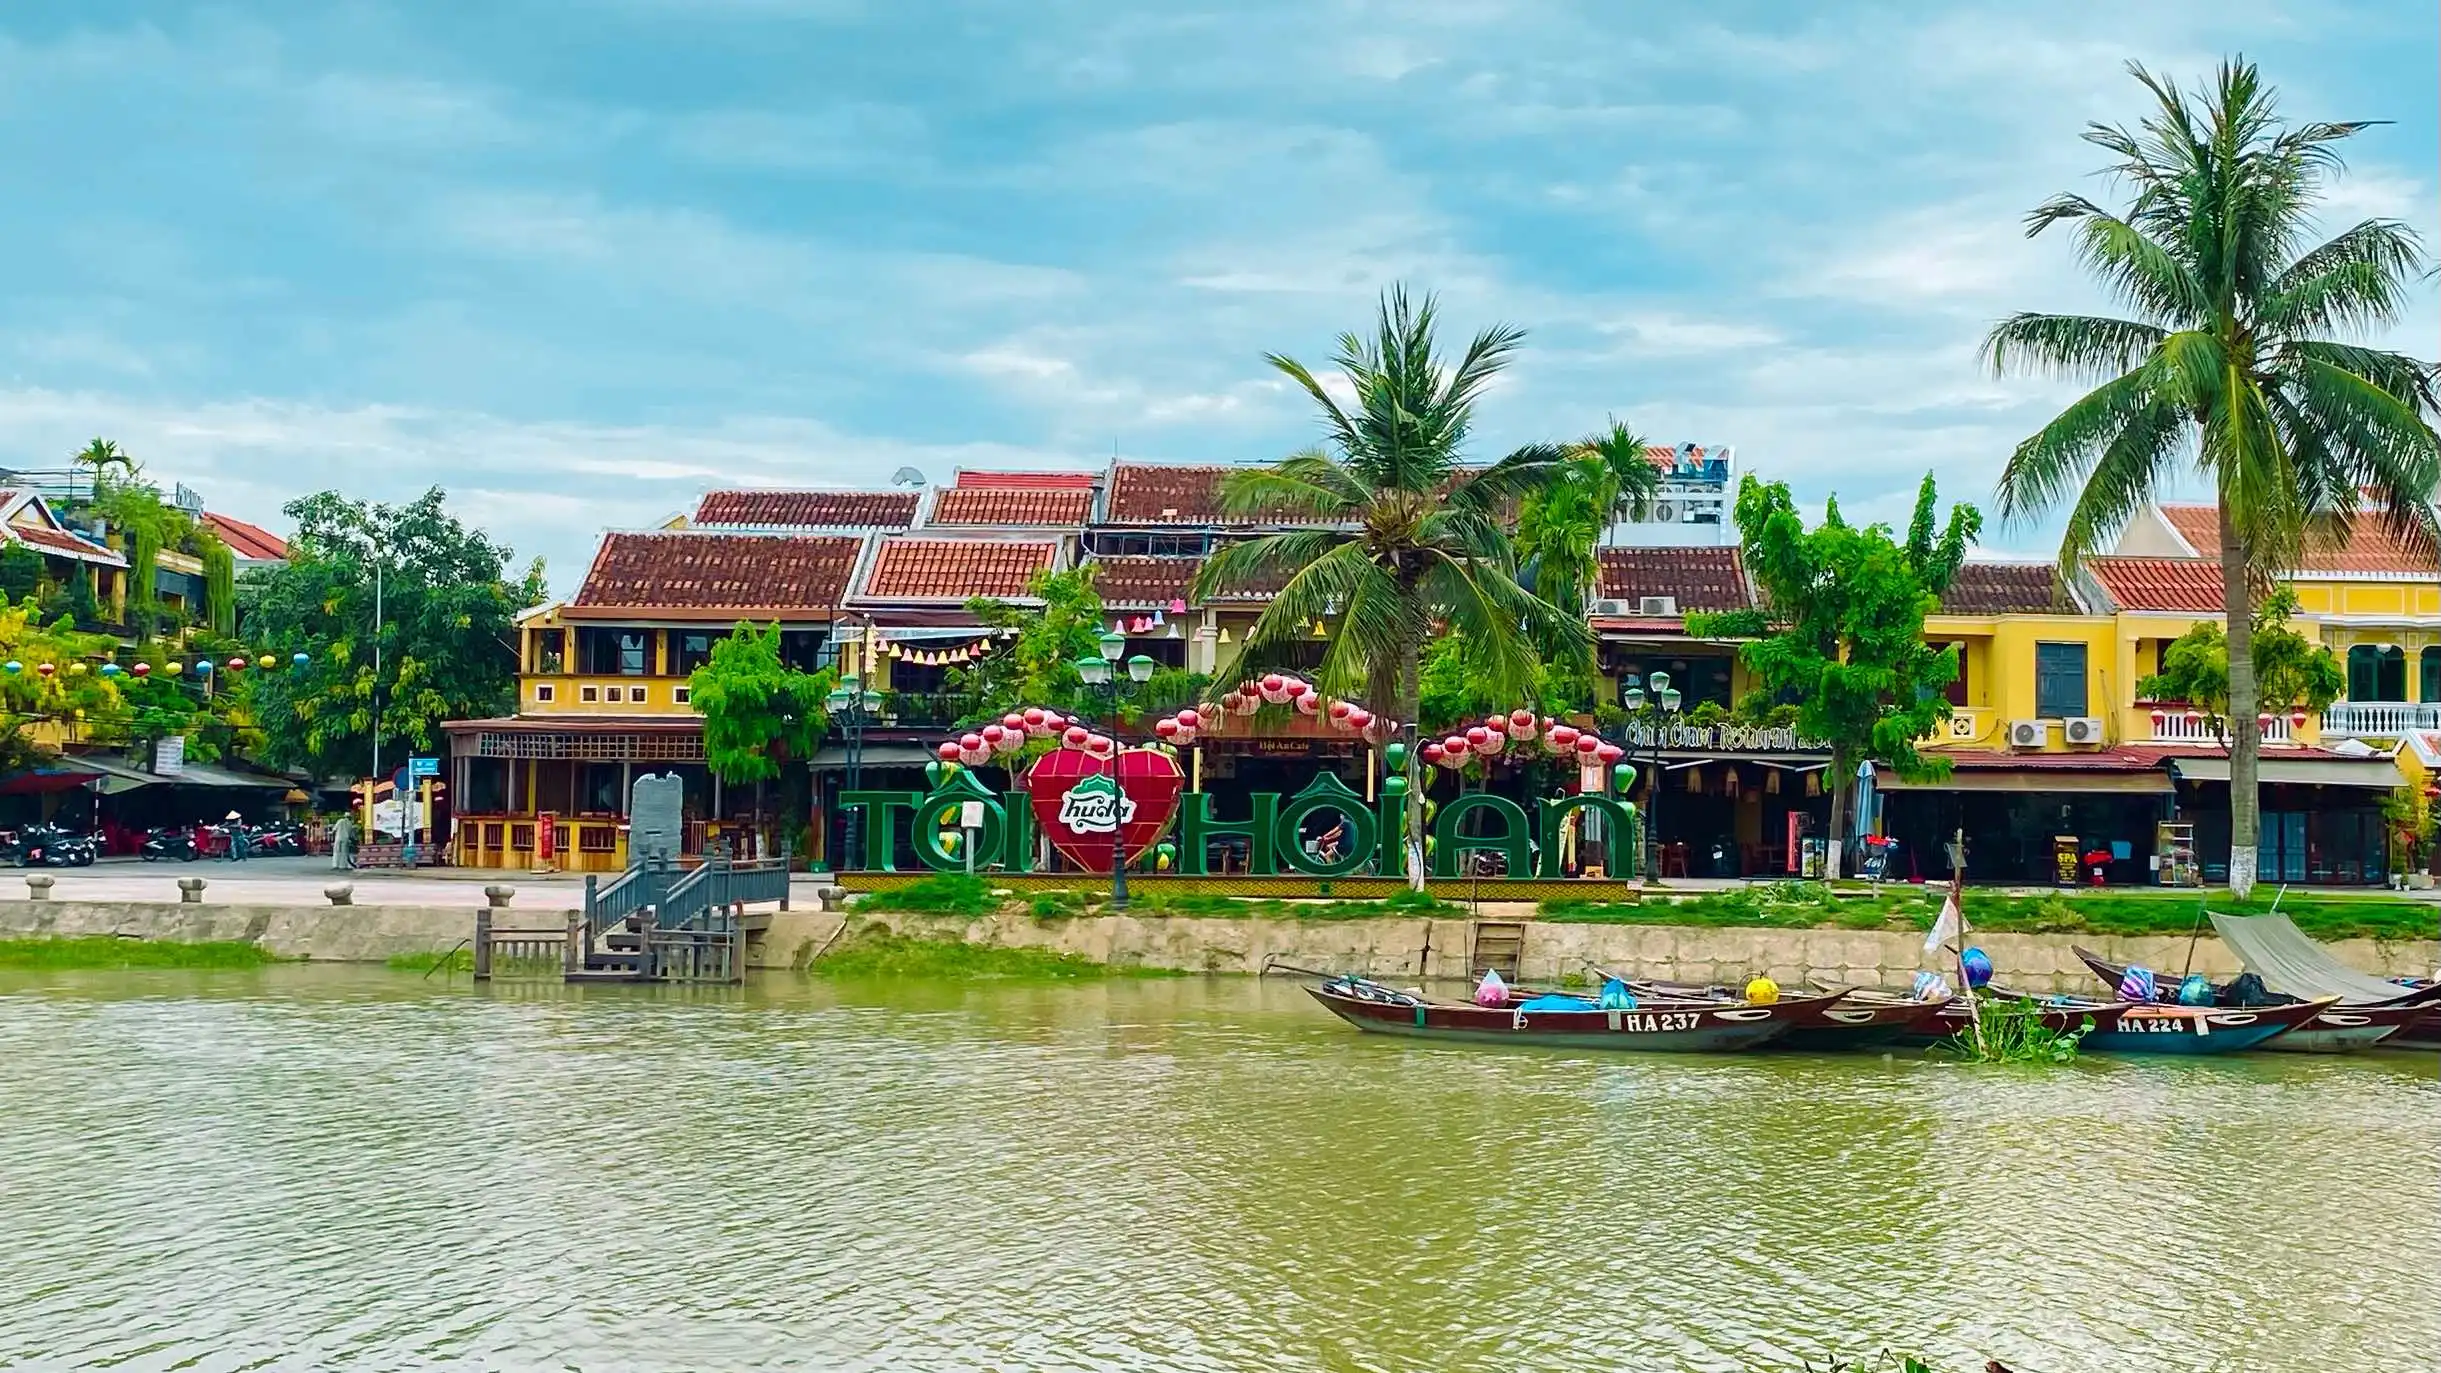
70 755 164 795
1880 769 2172 795
0 761 104 795
2169 756 2404 789
161 761 297 789
808 743 942 768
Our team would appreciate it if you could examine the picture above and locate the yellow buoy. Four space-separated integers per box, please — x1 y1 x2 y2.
1744 976 1781 1006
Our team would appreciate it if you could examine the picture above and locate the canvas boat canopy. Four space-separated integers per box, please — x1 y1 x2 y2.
2210 912 2418 1005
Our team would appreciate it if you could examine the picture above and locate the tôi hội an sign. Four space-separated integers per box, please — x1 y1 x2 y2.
840 747 1643 879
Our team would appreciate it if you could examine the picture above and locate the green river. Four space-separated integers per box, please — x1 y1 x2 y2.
0 967 2431 1372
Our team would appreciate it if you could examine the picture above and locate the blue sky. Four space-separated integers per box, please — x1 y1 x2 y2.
2 1 2433 589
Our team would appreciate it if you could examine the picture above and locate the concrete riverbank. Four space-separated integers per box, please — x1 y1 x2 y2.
3 898 2431 994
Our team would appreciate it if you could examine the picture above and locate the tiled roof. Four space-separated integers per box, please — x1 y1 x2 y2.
955 469 1098 490
200 512 289 562
2160 503 2438 574
929 486 1093 526
1103 463 1338 527
569 533 860 617
1594 547 1749 613
694 489 919 529
858 538 1058 601
1940 562 2062 615
2085 556 2225 613
7 521 125 566
1088 553 1287 606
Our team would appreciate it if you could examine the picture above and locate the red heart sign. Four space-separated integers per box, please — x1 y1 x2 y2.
1027 746 1183 872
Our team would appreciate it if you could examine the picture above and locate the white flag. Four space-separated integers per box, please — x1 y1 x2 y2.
1924 892 1961 955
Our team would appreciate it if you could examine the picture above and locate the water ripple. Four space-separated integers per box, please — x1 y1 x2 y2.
0 970 2432 1372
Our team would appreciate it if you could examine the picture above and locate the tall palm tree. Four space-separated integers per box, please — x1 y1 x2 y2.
1515 418 1664 617
1985 58 2439 898
70 438 134 502
1193 286 1588 884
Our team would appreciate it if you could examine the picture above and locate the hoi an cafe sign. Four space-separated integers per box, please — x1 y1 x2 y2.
842 747 1643 879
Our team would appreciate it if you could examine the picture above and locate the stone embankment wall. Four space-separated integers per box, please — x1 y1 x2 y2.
0 900 568 963
755 910 2439 995
2 898 2431 995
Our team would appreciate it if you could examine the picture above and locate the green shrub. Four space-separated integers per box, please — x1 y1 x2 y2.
848 873 997 917
0 938 279 969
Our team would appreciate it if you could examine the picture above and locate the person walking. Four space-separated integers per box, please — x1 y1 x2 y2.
330 812 354 870
225 811 250 862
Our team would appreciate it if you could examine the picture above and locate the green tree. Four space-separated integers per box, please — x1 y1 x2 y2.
238 488 546 780
1513 418 1662 620
0 544 42 604
70 437 134 502
1192 286 1587 885
198 532 237 638
952 565 1107 721
1985 59 2440 896
688 622 834 838
1689 474 1980 876
2136 588 2343 739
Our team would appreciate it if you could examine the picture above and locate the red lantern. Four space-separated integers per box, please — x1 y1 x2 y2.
1549 724 1579 751
1283 678 1309 699
228 657 247 671
980 725 1006 749
1177 708 1202 730
936 741 962 761
1086 734 1115 756
133 662 151 677
1328 699 1353 722
1464 726 1491 749
1041 712 1066 733
1574 734 1601 755
1155 718 1180 739
1595 742 1625 765
1421 742 1444 764
1346 708 1371 730
1483 714 1507 735
1002 712 1028 733
35 663 53 678
1062 726 1091 749
1508 709 1537 738
1295 692 1320 715
1444 734 1472 757
960 733 986 755
2289 708 2308 727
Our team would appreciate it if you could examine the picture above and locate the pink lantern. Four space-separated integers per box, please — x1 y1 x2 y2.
1421 742 1445 765
1086 734 1116 757
1042 711 1067 734
1595 742 1625 765
1232 693 1259 716
960 733 986 756
1574 733 1601 755
1283 678 1309 699
1002 712 1029 734
937 741 962 761
1177 708 1201 730
1508 709 1537 740
1023 707 1050 737
1155 718 1180 740
1328 699 1354 723
1346 707 1371 730
1295 692 1320 715
980 724 1006 750
1464 726 1491 750
1062 725 1091 749
1444 734 1472 757
1549 724 1579 752
1362 717 1390 744
1260 673 1289 704
1483 714 1508 735
960 745 990 766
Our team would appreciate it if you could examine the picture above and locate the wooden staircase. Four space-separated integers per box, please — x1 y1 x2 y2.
474 846 790 986
1470 921 1525 981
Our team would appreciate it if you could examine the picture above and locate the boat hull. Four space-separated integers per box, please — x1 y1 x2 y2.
2078 1000 2335 1055
1305 984 1836 1053
1771 998 1952 1051
2072 948 2434 1052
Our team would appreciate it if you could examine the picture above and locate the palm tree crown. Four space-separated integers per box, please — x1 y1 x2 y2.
1514 418 1663 619
1985 57 2440 895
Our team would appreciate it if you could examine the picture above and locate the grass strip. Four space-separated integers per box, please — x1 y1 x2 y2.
0 937 280 969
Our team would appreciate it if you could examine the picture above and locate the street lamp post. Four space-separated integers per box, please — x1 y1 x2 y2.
1074 632 1154 908
824 673 884 869
1620 670 1681 881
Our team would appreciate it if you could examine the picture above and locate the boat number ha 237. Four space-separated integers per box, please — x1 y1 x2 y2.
1615 1011 1704 1033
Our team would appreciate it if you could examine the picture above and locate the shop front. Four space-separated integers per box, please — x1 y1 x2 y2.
442 716 768 872
1880 754 2177 885
2165 755 2404 886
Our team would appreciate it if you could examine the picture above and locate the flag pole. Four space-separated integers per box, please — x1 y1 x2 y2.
1947 826 1985 1054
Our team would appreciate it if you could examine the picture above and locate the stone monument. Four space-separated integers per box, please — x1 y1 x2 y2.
630 771 685 867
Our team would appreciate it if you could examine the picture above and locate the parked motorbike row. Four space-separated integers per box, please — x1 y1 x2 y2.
0 824 97 867
139 823 306 862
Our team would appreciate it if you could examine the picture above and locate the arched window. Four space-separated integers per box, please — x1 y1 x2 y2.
2422 645 2441 703
2379 645 2408 701
2347 645 2384 700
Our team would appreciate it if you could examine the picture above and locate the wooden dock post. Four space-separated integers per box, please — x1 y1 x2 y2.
473 908 493 980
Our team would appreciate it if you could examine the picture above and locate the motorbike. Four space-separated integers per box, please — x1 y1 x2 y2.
141 827 201 862
20 824 96 867
251 825 306 857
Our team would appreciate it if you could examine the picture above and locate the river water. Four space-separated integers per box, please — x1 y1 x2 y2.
0 967 2431 1373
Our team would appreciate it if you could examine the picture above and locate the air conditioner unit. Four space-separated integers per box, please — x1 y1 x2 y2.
1593 599 1627 616
2007 719 2048 749
2062 716 2105 745
1637 595 1678 616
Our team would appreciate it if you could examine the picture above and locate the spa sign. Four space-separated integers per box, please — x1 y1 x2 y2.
840 747 1644 879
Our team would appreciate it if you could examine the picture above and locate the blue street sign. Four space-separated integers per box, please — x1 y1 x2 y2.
408 756 441 779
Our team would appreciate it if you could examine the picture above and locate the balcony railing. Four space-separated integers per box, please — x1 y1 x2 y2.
880 692 964 728
2321 701 2441 738
2140 706 2292 746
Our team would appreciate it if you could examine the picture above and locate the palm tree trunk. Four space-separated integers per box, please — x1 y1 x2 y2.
1397 645 1426 892
2220 510 2260 899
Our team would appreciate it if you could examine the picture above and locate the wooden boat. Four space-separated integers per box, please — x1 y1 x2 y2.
1629 977 1951 1050
2072 948 2441 1053
2049 993 2338 1055
2389 1005 2441 1052
1805 981 2139 1048
1304 976 1844 1053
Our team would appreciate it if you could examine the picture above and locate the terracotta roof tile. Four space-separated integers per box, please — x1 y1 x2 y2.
569 533 860 618
695 489 918 529
1940 562 2062 614
200 512 289 561
1594 547 1749 613
954 469 1098 490
2085 556 2225 613
2159 503 2438 574
859 538 1058 601
1103 463 1338 526
929 486 1093 526
9 521 125 566
1088 553 1285 606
